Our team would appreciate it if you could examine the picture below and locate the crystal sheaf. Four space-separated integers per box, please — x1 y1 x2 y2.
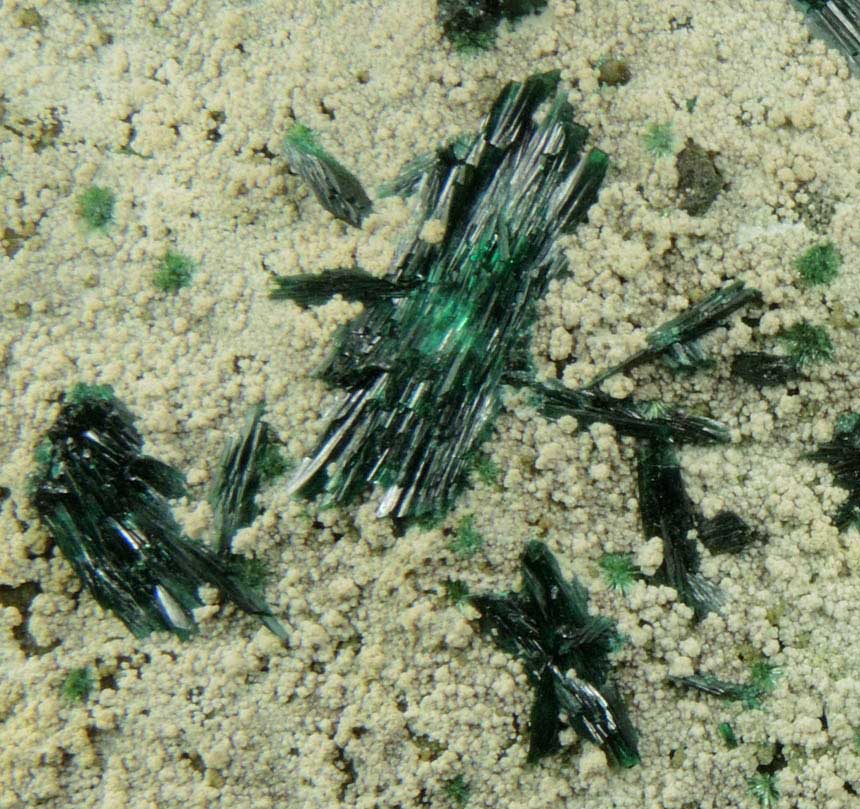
30 385 285 640
280 72 608 520
470 541 639 766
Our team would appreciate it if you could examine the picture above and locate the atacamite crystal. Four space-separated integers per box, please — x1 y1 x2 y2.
283 122 372 228
588 281 761 387
30 384 285 640
793 0 860 75
278 71 608 520
807 412 860 529
636 438 761 618
470 540 639 766
437 0 548 50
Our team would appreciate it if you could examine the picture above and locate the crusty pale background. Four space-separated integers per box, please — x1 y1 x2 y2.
3 0 860 806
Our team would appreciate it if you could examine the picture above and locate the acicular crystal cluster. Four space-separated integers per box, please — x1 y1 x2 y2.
279 71 608 520
30 385 286 640
470 541 639 766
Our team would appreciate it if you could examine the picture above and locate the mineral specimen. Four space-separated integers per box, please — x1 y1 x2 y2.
283 123 371 228
279 71 608 520
807 412 860 529
589 281 761 387
30 384 285 640
470 541 639 766
437 0 548 50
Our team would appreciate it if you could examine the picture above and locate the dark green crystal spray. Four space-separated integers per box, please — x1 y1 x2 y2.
279 72 607 520
29 385 285 640
470 541 639 766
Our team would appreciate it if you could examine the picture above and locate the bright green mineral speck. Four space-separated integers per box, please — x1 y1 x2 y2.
77 185 115 231
778 321 833 366
644 122 675 156
154 251 195 293
795 241 841 286
61 667 94 702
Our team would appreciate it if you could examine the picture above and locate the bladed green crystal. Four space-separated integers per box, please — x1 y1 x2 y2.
281 72 608 520
792 0 860 75
470 541 639 767
283 123 372 228
437 0 548 51
807 412 860 529
29 385 285 641
588 281 761 387
636 439 765 618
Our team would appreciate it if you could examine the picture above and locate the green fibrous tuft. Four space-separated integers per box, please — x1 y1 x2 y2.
598 553 638 593
644 122 675 156
717 721 738 749
77 185 115 230
449 515 484 558
470 541 639 767
257 442 293 481
283 122 371 228
473 455 500 486
796 241 841 286
778 321 833 366
443 774 471 807
29 390 285 641
748 773 780 809
154 250 195 293
61 667 94 702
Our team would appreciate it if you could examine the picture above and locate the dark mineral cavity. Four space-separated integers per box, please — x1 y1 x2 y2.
807 412 860 530
29 385 285 640
437 0 548 49
636 439 761 618
283 123 372 228
470 541 639 767
279 71 608 520
730 351 802 388
675 140 723 216
793 0 860 75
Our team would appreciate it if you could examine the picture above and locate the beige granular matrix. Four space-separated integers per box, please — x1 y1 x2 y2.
3 0 860 807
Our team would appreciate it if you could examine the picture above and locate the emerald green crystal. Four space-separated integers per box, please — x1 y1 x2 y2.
470 541 639 767
29 386 285 640
636 439 763 618
717 721 738 749
793 1 860 75
730 351 802 387
281 72 608 520
525 379 730 444
671 661 778 709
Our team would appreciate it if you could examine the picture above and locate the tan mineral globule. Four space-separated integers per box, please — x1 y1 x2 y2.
3 0 860 807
